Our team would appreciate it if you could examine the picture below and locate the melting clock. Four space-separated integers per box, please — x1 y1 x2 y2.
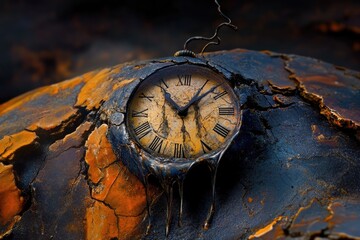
123 63 242 235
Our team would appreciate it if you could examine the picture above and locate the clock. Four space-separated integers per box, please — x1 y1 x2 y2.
126 64 241 161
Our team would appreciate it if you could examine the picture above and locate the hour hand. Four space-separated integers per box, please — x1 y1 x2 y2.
160 87 181 112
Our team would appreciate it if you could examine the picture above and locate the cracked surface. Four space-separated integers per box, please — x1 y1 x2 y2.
0 49 359 239
257 198 360 239
75 67 137 111
0 131 38 161
0 163 23 239
85 124 161 239
284 55 360 139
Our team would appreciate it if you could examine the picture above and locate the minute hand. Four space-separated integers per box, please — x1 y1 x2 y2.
179 84 221 114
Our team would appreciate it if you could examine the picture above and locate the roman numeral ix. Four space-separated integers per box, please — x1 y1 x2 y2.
139 93 154 102
132 108 148 118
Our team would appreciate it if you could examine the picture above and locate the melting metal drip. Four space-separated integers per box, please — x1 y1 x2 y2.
174 0 238 57
164 181 175 236
140 153 228 236
178 180 184 227
143 174 153 235
108 120 236 237
203 156 221 229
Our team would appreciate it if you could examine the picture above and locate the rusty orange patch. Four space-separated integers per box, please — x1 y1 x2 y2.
84 124 159 239
118 214 146 239
249 216 283 239
91 163 120 201
0 74 86 116
285 57 360 139
0 163 24 233
85 201 118 240
104 163 147 216
49 121 93 152
0 130 38 161
26 106 79 132
311 125 339 147
85 124 117 184
76 68 111 110
85 124 147 216
75 66 135 110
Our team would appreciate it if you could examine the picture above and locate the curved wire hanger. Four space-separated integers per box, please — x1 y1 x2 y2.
174 0 238 57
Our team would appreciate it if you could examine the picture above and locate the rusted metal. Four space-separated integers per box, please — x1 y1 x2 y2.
0 49 359 239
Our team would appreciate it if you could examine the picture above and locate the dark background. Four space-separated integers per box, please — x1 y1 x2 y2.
0 0 359 103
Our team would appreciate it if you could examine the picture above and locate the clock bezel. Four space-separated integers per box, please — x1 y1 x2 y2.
125 63 242 164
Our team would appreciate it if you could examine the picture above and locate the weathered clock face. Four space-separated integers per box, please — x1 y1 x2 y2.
126 65 240 159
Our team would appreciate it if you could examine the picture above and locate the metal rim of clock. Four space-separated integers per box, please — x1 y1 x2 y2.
174 0 237 58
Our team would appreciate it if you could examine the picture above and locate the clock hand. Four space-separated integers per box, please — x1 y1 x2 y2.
176 80 210 116
178 84 221 116
160 86 182 112
186 81 208 105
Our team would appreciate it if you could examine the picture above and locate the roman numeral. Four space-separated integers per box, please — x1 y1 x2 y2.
148 136 163 153
200 140 212 153
161 78 169 88
132 108 148 118
139 93 154 102
174 143 185 158
219 107 234 115
177 75 191 86
213 90 228 100
134 122 151 139
200 79 209 89
213 123 230 138
157 78 169 90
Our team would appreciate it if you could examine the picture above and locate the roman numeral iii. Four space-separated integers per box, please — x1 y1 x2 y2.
213 123 230 138
219 107 234 115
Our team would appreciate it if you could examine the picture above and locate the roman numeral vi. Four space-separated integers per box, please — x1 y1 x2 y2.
174 143 185 158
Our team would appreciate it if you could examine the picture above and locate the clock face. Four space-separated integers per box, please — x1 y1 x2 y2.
126 65 240 159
